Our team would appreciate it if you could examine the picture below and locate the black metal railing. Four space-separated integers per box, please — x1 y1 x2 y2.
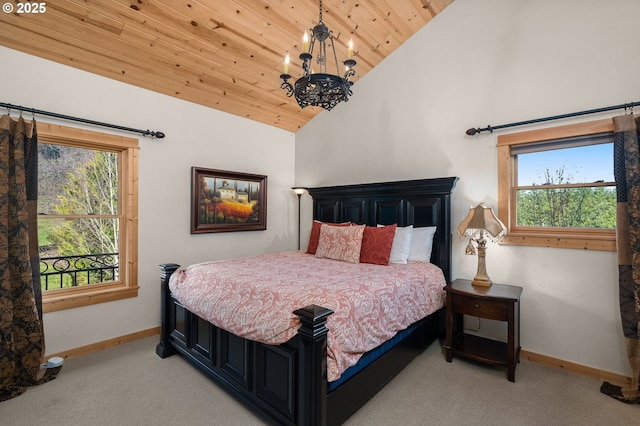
40 252 119 290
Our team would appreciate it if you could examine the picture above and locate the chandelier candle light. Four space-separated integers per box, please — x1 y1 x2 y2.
280 0 356 110
457 204 507 287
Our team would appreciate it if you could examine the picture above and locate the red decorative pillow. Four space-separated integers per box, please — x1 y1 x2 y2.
360 224 397 265
306 220 351 254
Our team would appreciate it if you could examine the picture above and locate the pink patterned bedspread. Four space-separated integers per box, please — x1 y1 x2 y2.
169 251 446 381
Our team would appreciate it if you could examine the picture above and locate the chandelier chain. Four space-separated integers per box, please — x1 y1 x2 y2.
331 33 340 76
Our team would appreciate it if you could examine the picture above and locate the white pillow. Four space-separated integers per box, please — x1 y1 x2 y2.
408 226 437 263
379 225 413 264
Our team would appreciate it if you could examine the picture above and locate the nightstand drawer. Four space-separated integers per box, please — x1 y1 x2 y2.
452 296 508 321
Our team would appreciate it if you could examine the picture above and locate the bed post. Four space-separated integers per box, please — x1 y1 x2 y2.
293 305 334 426
156 263 180 358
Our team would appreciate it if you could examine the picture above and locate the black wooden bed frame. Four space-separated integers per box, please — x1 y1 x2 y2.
156 177 458 425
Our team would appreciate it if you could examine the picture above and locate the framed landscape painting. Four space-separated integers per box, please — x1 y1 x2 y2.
191 167 267 234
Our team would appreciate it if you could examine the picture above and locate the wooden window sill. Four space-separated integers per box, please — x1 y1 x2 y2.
499 233 615 251
43 284 139 313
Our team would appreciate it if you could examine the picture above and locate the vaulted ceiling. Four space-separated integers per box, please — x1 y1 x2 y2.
0 0 453 132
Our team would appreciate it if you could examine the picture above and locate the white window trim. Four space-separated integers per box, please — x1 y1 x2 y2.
497 117 616 251
38 122 139 312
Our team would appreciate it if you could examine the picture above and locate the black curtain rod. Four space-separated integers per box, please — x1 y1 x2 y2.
1 102 165 139
465 101 640 136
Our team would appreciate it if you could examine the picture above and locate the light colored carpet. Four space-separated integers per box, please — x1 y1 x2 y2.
1 336 638 425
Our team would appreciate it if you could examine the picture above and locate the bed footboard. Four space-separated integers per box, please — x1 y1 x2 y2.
156 263 180 359
156 263 334 425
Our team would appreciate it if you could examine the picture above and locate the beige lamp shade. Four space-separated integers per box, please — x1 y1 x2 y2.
458 204 506 241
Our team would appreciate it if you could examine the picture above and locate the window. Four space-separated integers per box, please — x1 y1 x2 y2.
38 123 139 312
497 118 616 251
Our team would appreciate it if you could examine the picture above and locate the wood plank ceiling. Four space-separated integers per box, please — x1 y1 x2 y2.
0 0 454 133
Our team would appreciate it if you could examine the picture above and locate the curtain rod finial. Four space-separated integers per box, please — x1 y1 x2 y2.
466 128 478 136
143 130 166 139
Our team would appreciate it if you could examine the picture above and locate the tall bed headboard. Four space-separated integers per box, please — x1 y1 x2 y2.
307 177 458 284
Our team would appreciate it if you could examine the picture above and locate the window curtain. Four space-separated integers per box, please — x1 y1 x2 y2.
601 114 640 403
0 114 57 402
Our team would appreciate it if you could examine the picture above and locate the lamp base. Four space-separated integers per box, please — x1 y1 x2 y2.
471 277 492 287
472 240 492 287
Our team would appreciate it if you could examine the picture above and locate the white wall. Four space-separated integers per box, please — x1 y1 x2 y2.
0 46 296 355
295 0 640 377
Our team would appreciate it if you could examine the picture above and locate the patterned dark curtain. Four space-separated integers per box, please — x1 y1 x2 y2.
0 114 56 402
601 114 640 403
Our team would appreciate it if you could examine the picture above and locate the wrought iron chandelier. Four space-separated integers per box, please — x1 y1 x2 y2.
280 0 356 111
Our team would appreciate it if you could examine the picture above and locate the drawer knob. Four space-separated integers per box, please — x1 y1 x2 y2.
475 303 480 308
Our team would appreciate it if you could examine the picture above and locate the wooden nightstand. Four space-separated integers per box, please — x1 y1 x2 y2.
444 279 523 382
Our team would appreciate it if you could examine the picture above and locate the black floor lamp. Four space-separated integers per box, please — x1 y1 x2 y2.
292 187 307 250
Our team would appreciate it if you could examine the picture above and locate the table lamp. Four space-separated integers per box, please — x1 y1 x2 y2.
458 203 506 287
